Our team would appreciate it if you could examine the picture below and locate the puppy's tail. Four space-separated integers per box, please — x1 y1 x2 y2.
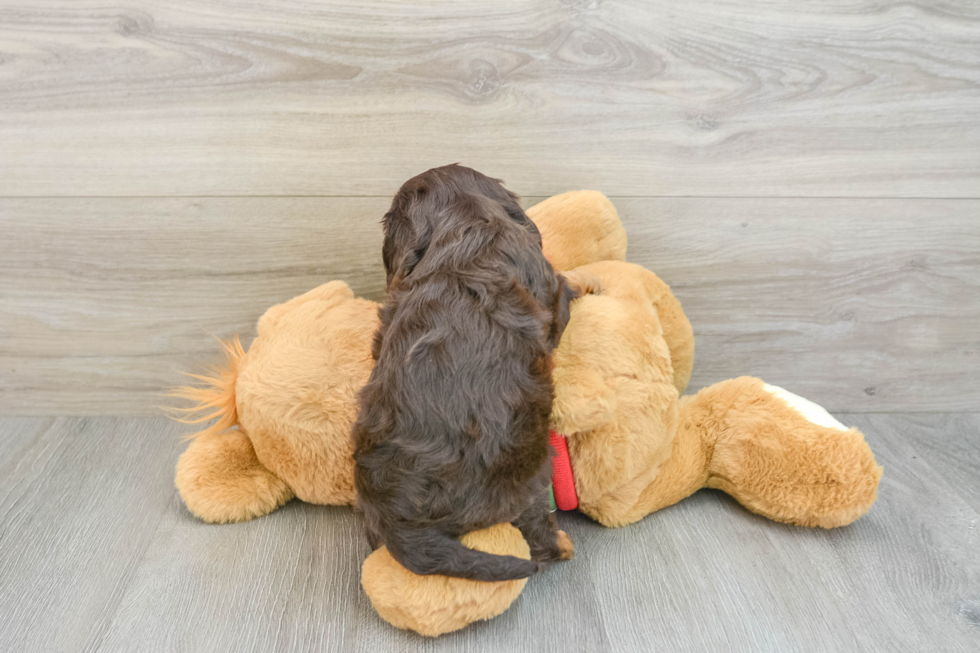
165 336 244 442
386 525 539 582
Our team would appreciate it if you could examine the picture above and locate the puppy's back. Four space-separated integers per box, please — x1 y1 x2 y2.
353 165 559 582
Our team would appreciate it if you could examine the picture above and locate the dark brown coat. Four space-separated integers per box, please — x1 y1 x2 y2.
352 165 577 581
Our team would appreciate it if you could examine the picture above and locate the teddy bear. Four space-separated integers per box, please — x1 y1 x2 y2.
172 191 882 637
171 190 628 522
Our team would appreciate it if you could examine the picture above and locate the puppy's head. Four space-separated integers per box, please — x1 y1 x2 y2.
381 164 540 288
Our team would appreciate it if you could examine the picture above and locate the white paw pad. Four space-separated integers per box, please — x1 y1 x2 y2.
763 384 847 431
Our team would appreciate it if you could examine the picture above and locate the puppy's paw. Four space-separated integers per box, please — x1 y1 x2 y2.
556 530 575 561
563 270 603 297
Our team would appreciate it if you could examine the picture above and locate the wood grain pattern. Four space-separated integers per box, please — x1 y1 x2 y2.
2 197 976 415
97 502 613 653
1 1 978 197
0 197 388 415
97 501 366 653
618 198 980 412
881 413 980 513
779 412 980 652
584 410 980 651
1 414 978 651
0 417 183 653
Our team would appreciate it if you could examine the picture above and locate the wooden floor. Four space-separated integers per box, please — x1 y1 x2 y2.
2 0 979 650
0 414 977 652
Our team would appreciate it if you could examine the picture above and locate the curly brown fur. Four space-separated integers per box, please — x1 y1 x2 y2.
352 164 580 582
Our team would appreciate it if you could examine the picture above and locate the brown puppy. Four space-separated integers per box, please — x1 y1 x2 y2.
352 165 593 581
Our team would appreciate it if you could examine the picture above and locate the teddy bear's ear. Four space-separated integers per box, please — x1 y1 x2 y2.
526 191 627 271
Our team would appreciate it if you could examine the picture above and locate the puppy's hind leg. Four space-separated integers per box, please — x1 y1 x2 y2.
514 489 575 563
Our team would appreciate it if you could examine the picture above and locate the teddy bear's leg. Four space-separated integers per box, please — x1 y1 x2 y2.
361 524 531 637
687 377 882 528
175 428 294 524
617 412 714 524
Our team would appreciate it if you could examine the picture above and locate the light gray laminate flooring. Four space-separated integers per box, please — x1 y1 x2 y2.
0 415 977 652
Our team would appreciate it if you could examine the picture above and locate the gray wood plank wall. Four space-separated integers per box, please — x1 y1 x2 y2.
1 0 978 414
2 197 976 414
2 1 978 197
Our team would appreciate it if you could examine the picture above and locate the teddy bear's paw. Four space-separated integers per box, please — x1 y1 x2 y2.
556 530 575 561
702 378 883 529
176 428 294 524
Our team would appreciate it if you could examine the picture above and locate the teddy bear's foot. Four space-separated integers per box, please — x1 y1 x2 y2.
698 378 882 528
361 523 531 637
175 428 294 524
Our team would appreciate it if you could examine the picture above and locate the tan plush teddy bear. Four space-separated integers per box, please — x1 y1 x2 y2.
173 191 881 637
172 190 626 522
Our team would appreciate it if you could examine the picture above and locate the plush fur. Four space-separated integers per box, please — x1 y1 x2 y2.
549 260 686 527
175 428 293 524
680 378 882 528
361 523 531 637
172 190 882 636
525 190 628 271
174 280 378 522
